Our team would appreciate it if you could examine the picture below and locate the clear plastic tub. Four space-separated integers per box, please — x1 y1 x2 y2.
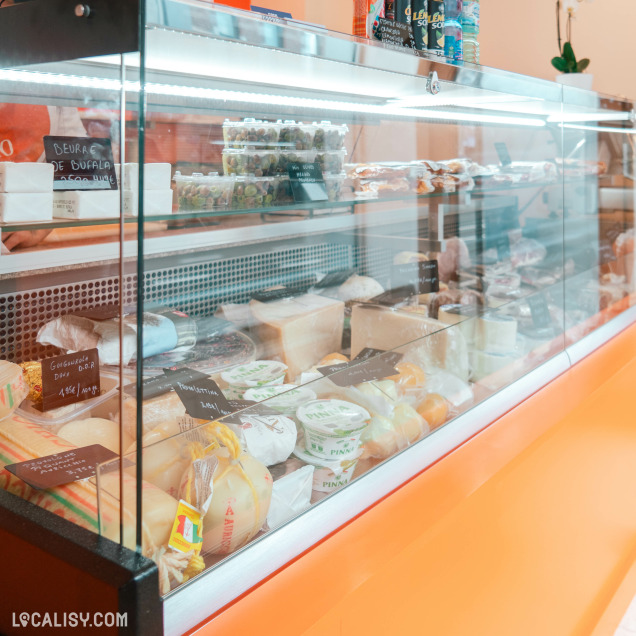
222 118 278 149
277 150 317 174
276 120 315 150
173 172 234 211
312 121 348 151
273 176 294 205
231 175 278 209
324 173 346 202
315 149 347 175
222 148 279 176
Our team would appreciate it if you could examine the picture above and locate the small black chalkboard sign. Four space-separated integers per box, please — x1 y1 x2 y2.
495 142 512 167
527 293 552 329
41 349 100 412
391 259 440 295
287 162 328 203
314 268 357 289
251 286 300 303
173 377 233 421
377 18 417 49
318 347 403 387
44 136 117 191
5 445 118 490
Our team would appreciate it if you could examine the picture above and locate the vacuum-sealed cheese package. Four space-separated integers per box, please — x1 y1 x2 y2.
266 465 314 530
0 360 28 421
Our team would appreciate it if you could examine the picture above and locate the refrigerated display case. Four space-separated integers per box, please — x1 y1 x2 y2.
0 1 635 633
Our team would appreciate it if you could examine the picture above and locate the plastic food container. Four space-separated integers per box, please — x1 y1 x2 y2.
221 360 287 399
324 173 346 202
276 120 314 150
273 176 294 204
223 118 278 149
296 399 370 461
315 149 347 175
293 445 361 492
222 148 279 176
15 372 121 432
243 384 317 417
312 121 348 151
277 150 317 174
173 172 234 211
231 175 278 209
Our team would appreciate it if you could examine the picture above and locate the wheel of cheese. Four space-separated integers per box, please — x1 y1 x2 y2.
416 393 449 431
387 362 426 389
57 418 133 455
121 392 186 439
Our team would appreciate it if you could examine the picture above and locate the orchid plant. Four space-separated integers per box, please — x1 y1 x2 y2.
552 0 592 74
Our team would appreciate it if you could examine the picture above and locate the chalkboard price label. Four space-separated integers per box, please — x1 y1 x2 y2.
527 292 552 329
5 445 118 490
377 18 416 49
41 349 100 412
494 142 512 167
318 347 402 387
287 162 328 202
391 259 440 295
173 377 233 421
44 136 117 191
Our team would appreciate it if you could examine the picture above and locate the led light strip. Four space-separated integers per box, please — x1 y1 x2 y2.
549 111 633 123
0 68 546 127
561 123 636 135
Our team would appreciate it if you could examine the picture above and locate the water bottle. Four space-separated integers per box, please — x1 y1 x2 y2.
462 0 480 63
444 0 463 61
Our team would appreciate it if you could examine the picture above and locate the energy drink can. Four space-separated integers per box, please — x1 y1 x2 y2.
412 0 429 50
395 0 412 24
428 0 445 55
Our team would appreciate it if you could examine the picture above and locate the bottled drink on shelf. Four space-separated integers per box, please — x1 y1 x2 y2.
444 0 463 61
462 0 480 63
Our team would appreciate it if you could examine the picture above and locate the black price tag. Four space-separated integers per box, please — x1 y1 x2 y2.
221 399 281 425
5 445 118 490
599 241 617 265
44 136 117 191
41 349 100 412
318 348 402 387
369 286 416 307
527 293 552 329
391 259 440 295
377 18 417 49
251 286 299 303
314 268 357 289
73 304 121 321
287 162 328 202
495 142 512 167
172 377 233 421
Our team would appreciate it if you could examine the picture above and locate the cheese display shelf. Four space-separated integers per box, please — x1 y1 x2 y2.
0 1 635 634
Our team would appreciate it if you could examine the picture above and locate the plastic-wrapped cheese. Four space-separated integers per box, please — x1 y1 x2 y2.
121 391 186 439
350 305 469 381
57 418 133 455
0 361 28 421
0 414 177 553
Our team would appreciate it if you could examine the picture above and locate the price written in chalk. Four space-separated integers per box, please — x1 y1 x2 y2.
41 349 100 412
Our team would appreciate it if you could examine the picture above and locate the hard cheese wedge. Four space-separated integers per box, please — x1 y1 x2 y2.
350 304 469 381
250 294 344 381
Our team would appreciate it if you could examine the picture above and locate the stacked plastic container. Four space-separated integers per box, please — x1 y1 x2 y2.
0 162 54 222
462 0 480 63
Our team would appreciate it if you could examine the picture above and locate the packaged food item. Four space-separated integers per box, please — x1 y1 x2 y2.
475 314 518 354
224 410 297 466
221 360 288 400
273 176 294 204
123 189 173 217
52 190 118 219
0 162 54 193
231 175 277 209
118 162 172 191
353 0 385 38
57 417 133 455
428 0 445 56
223 118 278 149
312 122 348 151
265 464 314 530
423 368 473 408
0 192 53 222
223 148 279 177
437 304 482 345
296 399 370 461
415 393 449 430
277 149 317 174
412 0 429 50
386 361 427 389
249 294 345 381
470 349 517 383
337 274 385 303
276 121 315 150
0 361 28 421
173 172 234 211
293 444 361 492
243 384 317 417
315 149 347 175
611 230 635 284
324 173 346 202
121 390 186 438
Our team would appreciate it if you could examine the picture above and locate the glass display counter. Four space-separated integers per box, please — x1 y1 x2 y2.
0 1 634 633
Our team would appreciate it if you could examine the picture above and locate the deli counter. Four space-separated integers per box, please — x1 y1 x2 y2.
0 1 635 634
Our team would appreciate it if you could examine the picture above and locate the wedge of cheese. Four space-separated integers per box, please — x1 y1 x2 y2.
350 304 469 381
249 294 344 381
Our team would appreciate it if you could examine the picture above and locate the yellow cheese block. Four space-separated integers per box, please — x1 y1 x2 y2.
250 294 345 381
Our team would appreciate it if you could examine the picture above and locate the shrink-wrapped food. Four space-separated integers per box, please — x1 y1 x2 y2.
0 360 28 420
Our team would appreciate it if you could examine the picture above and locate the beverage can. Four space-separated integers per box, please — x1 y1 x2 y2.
412 0 429 50
428 0 445 55
385 0 396 20
396 0 412 24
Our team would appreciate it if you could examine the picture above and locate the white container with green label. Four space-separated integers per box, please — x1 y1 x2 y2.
293 445 361 492
221 360 287 399
243 384 317 416
296 399 370 461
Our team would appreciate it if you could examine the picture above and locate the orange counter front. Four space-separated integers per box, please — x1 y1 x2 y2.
190 320 636 636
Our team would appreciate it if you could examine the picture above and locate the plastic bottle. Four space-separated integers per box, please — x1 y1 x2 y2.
444 0 463 61
462 0 480 63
